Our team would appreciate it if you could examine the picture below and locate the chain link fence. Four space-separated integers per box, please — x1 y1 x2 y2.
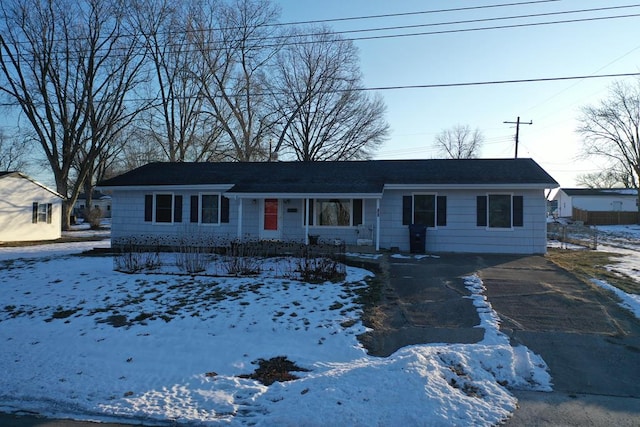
547 221 598 250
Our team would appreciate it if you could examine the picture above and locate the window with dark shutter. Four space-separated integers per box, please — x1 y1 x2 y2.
32 202 38 223
190 196 199 223
46 204 52 224
174 195 183 223
477 196 487 227
402 196 412 225
144 195 153 222
513 196 523 227
437 196 447 226
221 196 230 223
155 194 173 223
353 199 363 226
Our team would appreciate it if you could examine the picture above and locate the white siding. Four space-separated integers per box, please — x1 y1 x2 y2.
572 195 637 212
111 188 549 254
379 189 548 254
0 175 62 242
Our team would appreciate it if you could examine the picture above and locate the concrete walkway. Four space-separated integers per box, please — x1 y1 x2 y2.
361 253 640 426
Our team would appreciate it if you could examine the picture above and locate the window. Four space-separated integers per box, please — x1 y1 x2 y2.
189 194 230 224
144 194 182 223
402 195 447 227
304 199 363 227
201 195 219 224
32 202 52 224
477 194 523 228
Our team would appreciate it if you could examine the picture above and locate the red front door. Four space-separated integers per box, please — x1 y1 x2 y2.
264 198 278 231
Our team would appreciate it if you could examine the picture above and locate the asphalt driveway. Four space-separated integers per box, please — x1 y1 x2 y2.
359 252 640 426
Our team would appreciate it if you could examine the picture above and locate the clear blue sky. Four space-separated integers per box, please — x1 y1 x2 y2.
277 0 640 187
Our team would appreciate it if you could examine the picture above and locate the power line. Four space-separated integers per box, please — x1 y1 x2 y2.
3 4 639 58
2 71 637 107
358 72 640 92
272 0 562 27
283 4 640 41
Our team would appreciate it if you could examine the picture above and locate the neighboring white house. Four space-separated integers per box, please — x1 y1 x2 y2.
73 191 112 219
552 188 639 218
98 159 559 255
0 172 63 243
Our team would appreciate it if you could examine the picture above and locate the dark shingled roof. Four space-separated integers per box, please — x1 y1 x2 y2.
562 188 638 197
98 158 558 193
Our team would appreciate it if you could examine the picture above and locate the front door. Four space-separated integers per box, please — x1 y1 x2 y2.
260 198 281 240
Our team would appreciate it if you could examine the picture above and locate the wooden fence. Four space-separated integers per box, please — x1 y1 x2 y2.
572 208 639 225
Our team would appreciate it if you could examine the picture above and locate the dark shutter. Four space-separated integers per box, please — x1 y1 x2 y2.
46 203 52 224
306 199 314 226
144 195 153 222
190 196 199 223
32 202 38 223
353 199 363 226
221 196 230 223
402 196 412 225
476 196 487 227
437 196 447 227
174 195 183 222
513 195 524 227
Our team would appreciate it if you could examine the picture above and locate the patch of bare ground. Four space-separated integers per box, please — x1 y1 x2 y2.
546 248 640 295
238 356 310 386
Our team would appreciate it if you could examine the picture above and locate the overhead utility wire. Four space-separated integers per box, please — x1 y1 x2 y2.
271 4 640 41
357 72 640 93
269 0 561 27
316 13 640 44
3 7 638 58
2 72 636 107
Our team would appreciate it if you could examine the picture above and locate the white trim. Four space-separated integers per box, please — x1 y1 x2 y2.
198 192 222 226
259 198 282 240
384 183 556 191
226 192 383 199
484 192 515 231
1 172 65 199
100 184 233 192
151 192 178 225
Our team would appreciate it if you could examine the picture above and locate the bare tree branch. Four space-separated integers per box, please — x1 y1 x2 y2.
434 124 483 159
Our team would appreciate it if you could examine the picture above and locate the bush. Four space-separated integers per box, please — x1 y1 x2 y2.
84 207 103 230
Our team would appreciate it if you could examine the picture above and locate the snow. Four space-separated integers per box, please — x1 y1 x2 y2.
1 223 638 425
548 224 640 321
0 238 556 426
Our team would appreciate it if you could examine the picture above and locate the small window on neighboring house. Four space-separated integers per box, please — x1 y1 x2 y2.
477 194 524 228
402 195 447 227
32 202 53 224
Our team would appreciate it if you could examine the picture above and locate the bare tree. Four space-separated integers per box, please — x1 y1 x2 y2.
0 0 147 229
0 129 29 171
576 165 635 189
193 0 285 161
434 125 484 159
578 79 640 219
271 27 388 161
130 0 225 162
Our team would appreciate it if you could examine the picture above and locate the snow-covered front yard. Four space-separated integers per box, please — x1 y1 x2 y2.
0 224 638 426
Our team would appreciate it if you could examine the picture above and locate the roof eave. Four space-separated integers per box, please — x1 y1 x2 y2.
384 183 559 190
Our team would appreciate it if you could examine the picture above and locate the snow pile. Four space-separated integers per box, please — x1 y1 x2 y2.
591 279 640 319
1 244 551 426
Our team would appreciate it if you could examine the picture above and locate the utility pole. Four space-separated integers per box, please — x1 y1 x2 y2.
503 116 532 158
